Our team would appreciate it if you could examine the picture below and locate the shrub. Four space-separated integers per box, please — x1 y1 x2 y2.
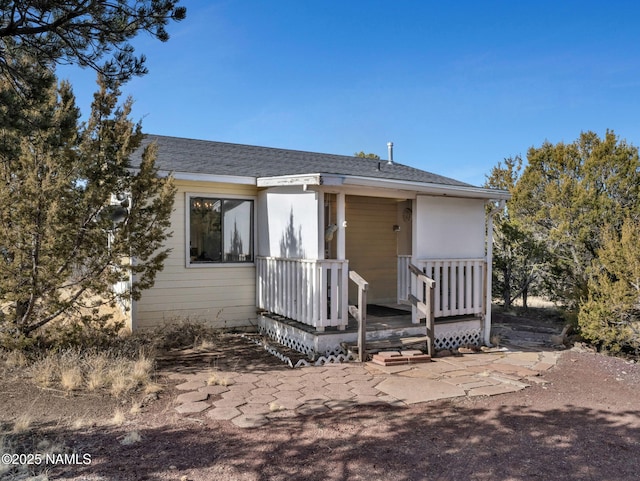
578 218 640 355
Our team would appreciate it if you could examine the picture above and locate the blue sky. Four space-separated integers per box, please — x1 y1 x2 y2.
59 1 640 187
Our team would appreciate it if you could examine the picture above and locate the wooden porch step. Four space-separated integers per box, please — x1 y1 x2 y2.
341 335 429 355
371 350 431 366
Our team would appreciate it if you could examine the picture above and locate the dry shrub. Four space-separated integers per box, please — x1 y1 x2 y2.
4 350 28 368
31 355 58 387
85 353 109 391
149 318 222 351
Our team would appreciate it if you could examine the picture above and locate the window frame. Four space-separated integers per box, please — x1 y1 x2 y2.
185 192 256 268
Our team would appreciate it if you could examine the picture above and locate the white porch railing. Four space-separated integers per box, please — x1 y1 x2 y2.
397 255 412 303
256 257 349 331
399 258 485 318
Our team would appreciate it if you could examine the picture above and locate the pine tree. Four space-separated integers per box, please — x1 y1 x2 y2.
579 218 640 354
0 1 186 86
0 68 175 341
485 156 547 308
513 131 640 307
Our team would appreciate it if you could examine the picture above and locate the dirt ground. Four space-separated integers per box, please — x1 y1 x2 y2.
1 310 639 481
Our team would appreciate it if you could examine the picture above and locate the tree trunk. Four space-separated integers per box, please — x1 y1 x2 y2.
502 267 512 308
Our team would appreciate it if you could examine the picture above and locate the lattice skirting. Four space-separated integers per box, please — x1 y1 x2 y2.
259 315 483 362
434 327 482 350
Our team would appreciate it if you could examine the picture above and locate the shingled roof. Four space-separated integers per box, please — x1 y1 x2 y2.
134 134 474 188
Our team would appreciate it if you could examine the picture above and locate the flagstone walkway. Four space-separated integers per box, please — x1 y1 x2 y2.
168 349 561 428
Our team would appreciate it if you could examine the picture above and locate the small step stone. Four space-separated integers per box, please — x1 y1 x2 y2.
377 351 402 358
400 350 423 357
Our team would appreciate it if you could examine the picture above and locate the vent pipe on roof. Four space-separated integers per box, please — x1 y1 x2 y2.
387 142 394 165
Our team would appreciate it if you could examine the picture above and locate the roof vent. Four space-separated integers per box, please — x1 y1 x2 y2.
387 141 394 165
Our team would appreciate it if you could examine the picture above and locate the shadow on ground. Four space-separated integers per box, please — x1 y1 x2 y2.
13 400 639 481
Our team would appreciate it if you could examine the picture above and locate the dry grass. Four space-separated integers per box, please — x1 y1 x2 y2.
28 348 155 398
12 414 32 433
11 319 226 401
511 295 557 308
85 353 109 391
206 373 218 386
111 408 126 426
31 356 58 388
72 417 87 430
144 382 164 395
131 355 153 383
108 364 134 397
130 400 143 415
269 401 285 412
60 365 83 391
206 373 231 386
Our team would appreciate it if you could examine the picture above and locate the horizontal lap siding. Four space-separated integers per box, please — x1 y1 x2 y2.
134 180 259 330
345 196 397 304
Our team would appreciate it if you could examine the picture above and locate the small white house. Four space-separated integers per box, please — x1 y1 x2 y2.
128 135 509 359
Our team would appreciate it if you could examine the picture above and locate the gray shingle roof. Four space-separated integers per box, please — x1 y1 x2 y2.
133 134 474 187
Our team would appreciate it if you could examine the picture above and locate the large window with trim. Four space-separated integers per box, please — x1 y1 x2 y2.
189 196 254 264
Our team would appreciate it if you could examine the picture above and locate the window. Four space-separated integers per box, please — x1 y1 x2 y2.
189 196 254 264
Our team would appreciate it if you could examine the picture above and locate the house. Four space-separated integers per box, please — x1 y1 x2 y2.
128 134 510 360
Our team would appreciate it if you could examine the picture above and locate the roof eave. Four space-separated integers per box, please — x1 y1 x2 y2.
161 171 257 185
257 174 343 187
257 173 511 200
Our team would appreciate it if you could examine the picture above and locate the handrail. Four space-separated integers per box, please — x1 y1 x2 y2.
349 270 368 362
408 263 436 288
408 263 436 356
349 270 369 290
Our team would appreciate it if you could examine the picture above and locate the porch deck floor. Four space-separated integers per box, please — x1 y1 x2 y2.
262 304 480 336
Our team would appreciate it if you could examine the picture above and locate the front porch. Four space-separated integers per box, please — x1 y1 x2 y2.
255 185 496 359
256 256 486 358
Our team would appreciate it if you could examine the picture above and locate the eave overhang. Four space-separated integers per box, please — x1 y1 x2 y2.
257 173 511 201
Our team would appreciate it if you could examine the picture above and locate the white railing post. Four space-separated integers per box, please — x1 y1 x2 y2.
349 270 368 362
397 255 411 303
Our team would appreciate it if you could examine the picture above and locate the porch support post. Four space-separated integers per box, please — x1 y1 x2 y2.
317 190 325 259
336 192 346 260
484 200 505 345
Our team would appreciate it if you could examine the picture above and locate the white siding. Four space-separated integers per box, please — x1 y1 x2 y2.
133 180 258 330
414 196 486 259
257 187 319 259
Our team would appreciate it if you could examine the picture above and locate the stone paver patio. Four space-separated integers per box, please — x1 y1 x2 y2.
168 349 561 428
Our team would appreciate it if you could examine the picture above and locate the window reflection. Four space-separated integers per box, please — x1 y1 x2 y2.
190 197 253 263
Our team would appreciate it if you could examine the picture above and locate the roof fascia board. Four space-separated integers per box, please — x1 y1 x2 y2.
257 174 344 187
162 171 256 185
341 175 511 200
